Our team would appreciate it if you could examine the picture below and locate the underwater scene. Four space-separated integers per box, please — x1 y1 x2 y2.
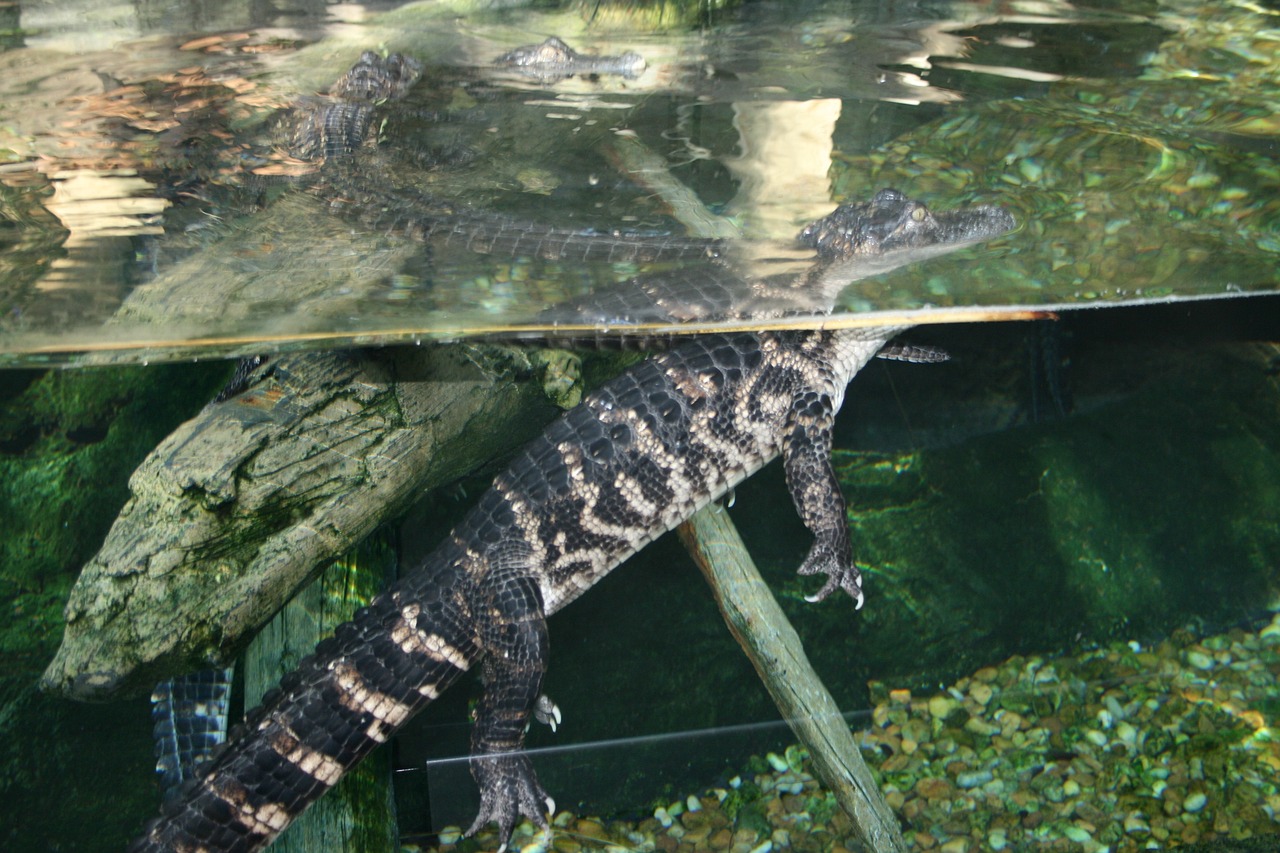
1 0 1279 851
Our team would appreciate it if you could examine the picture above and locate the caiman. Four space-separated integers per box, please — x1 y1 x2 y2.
128 188 1015 852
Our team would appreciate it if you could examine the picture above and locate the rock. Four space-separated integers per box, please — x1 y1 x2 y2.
929 695 960 720
915 777 955 801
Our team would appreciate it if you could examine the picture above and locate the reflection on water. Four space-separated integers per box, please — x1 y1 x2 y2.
0 0 1275 364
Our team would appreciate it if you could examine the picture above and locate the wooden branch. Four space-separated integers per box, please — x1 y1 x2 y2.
678 508 905 852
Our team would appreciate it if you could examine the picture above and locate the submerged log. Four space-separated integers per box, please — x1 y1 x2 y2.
678 509 907 853
43 343 576 700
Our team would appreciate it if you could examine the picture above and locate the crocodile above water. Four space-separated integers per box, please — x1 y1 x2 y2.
495 36 646 82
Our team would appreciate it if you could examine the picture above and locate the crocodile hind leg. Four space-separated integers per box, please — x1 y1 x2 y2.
782 388 861 606
466 565 554 848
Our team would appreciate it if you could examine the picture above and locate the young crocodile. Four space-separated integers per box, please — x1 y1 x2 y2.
129 191 1014 852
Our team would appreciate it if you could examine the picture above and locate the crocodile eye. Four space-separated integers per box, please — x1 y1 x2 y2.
910 206 927 222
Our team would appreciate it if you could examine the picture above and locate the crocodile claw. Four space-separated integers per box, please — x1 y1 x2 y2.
798 543 864 607
533 694 562 732
467 752 555 849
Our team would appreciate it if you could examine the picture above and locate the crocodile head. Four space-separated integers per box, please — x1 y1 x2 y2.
798 188 1017 260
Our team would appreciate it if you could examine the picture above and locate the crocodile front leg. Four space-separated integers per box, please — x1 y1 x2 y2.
467 565 554 847
782 388 861 606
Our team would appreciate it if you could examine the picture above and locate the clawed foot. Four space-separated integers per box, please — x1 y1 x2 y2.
533 694 562 732
466 752 555 851
798 542 864 607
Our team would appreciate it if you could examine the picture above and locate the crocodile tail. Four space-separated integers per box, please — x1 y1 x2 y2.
130 560 480 853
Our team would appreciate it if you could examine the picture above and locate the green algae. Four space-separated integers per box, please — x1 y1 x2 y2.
0 360 227 851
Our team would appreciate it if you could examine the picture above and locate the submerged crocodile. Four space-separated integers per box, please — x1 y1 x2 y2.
129 189 1015 852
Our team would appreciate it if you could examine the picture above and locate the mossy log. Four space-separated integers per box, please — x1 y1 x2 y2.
678 509 906 853
43 343 575 700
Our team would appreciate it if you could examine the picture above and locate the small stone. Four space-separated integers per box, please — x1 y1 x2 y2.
709 829 733 850
766 752 788 772
1124 814 1150 834
889 688 912 704
929 695 960 720
1063 825 1093 843
940 839 969 853
1186 649 1213 670
956 769 993 789
915 776 955 800
437 826 462 845
969 682 993 705
988 829 1008 850
574 819 608 841
1184 791 1207 813
1083 729 1108 747
686 794 702 812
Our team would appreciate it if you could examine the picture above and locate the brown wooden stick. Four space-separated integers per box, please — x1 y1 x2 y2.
678 507 906 853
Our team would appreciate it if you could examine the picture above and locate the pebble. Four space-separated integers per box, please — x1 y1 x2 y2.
428 613 1280 853
1186 649 1214 669
1083 728 1108 747
928 695 959 719
956 769 993 789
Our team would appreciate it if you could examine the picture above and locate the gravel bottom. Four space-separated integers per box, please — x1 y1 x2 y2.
418 611 1280 853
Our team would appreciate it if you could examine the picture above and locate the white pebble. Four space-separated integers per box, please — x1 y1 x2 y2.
1124 814 1150 834
653 807 673 828
766 752 789 772
686 794 702 812
1083 729 1108 747
437 826 462 845
1184 792 1207 813
956 769 993 789
748 842 773 853
988 829 1009 850
1063 825 1092 842
1186 650 1213 670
